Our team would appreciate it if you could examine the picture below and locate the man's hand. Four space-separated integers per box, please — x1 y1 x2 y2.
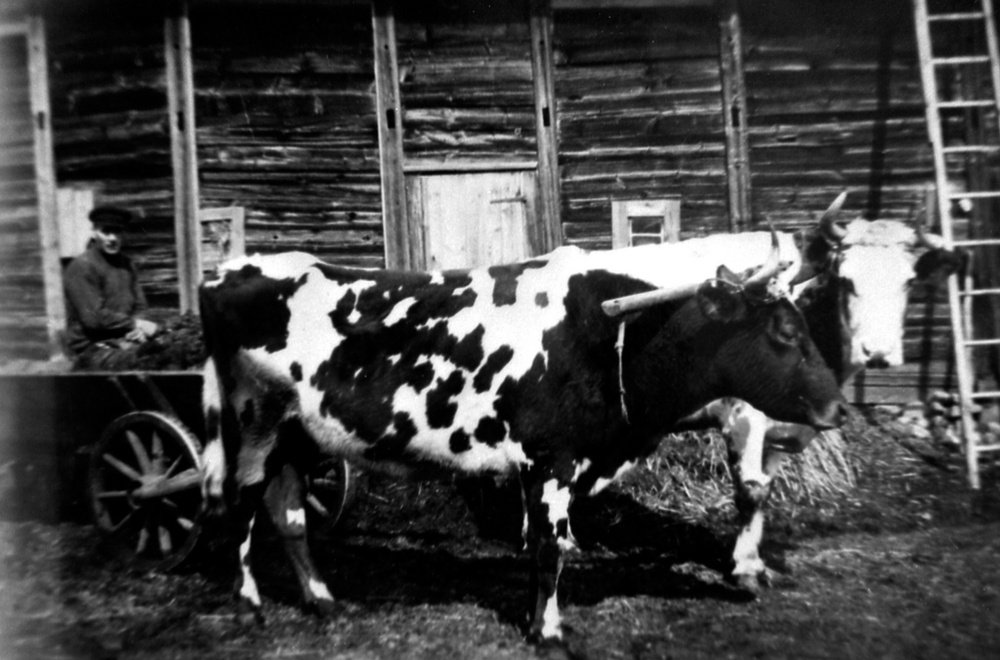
126 318 159 342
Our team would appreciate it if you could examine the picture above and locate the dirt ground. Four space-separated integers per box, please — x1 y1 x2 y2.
2 420 1000 660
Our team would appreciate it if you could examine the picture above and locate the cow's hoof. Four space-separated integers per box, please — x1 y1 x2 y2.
235 603 265 627
529 636 584 660
730 572 764 595
304 598 343 619
203 498 227 519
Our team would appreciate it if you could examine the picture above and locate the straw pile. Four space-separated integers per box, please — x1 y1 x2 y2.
620 416 864 524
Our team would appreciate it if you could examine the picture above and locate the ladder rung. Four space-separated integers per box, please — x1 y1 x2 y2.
963 338 1000 347
938 100 995 108
949 191 1000 199
973 443 1000 453
970 390 1000 400
928 12 985 22
942 145 1000 153
933 55 991 65
952 238 1000 247
960 288 1000 297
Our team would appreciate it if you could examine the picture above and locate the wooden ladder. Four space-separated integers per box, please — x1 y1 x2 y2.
913 0 1000 488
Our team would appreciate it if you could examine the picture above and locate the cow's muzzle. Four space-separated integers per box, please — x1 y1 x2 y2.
809 399 849 430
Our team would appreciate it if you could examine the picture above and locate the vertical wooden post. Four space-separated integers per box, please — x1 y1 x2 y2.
165 1 201 313
718 0 751 232
27 15 64 359
372 0 412 269
529 0 563 253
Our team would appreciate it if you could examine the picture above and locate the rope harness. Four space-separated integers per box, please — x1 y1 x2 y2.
616 319 629 423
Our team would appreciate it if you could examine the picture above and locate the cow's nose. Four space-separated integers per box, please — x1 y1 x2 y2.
812 399 849 430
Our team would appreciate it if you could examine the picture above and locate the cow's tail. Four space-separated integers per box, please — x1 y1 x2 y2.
201 354 227 516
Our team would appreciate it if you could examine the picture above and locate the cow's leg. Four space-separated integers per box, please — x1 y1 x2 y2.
521 465 577 644
201 357 227 516
230 480 267 623
723 403 772 591
262 462 338 616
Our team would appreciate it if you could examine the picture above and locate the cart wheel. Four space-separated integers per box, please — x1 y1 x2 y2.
305 458 356 531
90 411 204 571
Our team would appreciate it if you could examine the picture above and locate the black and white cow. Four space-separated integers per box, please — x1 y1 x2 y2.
681 193 964 591
198 236 847 643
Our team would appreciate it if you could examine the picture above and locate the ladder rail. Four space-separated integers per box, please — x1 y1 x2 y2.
912 0 1000 489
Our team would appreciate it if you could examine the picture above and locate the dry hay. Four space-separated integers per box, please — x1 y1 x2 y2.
621 415 865 524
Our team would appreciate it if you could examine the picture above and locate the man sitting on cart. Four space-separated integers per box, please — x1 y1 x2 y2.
64 205 159 370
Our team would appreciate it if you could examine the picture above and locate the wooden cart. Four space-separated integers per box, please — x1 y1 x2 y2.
0 369 354 571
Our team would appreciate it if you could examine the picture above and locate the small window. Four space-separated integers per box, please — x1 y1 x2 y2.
611 198 680 249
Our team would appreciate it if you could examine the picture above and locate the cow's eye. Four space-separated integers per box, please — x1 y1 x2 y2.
772 318 799 346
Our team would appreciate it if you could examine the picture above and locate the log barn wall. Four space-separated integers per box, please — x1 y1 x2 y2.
0 5 49 361
553 5 728 249
0 0 963 402
45 3 176 306
395 1 538 166
191 2 383 270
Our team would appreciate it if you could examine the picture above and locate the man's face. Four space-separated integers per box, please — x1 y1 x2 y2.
93 224 124 255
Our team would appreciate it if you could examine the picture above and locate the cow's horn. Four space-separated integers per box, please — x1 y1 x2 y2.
820 191 848 243
915 215 946 249
601 282 702 317
742 221 782 289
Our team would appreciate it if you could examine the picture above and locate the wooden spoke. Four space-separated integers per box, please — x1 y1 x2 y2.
151 431 165 476
102 452 143 483
157 468 201 496
136 524 149 554
126 429 153 475
158 526 173 555
164 455 183 479
159 498 195 531
96 490 131 500
306 492 331 518
110 509 138 534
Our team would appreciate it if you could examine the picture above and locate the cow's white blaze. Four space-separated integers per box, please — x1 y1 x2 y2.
839 244 914 370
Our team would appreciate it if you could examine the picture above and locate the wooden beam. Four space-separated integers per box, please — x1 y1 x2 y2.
165 2 201 314
27 15 64 359
372 0 412 269
404 160 539 174
529 0 564 253
717 0 751 231
553 0 716 9
0 21 27 38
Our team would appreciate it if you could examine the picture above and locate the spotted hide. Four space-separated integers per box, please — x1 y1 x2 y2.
680 193 964 592
199 241 847 644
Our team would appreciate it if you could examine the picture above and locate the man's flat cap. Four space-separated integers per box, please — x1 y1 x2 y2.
89 205 134 229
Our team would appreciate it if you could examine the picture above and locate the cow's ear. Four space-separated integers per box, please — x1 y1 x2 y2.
697 280 747 323
716 264 743 284
915 248 966 286
801 229 835 266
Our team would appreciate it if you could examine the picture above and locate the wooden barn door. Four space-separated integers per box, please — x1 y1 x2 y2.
408 171 536 270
